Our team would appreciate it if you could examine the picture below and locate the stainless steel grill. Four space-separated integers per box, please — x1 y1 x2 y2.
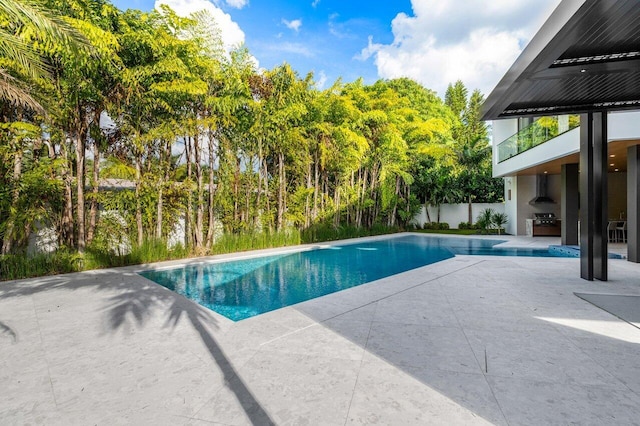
534 213 557 226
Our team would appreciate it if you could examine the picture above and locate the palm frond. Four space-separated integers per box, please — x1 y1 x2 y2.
0 0 92 112
0 30 48 79
0 0 90 52
0 69 44 112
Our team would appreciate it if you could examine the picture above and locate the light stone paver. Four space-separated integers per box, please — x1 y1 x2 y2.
2 233 640 425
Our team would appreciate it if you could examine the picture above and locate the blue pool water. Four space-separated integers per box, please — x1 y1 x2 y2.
140 235 572 321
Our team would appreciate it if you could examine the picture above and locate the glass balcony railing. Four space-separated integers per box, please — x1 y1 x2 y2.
497 115 580 163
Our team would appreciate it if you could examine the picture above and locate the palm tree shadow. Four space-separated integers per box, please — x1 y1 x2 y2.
0 273 275 425
0 320 17 343
102 280 275 425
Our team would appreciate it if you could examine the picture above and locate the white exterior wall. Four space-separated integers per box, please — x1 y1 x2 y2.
27 223 58 255
412 203 506 228
492 119 518 178
609 111 640 141
503 177 518 236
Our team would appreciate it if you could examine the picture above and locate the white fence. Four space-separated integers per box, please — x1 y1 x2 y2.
412 203 506 228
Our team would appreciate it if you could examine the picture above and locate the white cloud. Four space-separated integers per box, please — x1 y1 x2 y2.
282 18 302 33
360 0 563 97
225 0 247 9
155 0 245 52
312 0 320 8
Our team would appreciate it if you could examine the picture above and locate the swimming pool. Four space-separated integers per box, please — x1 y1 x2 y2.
140 235 572 321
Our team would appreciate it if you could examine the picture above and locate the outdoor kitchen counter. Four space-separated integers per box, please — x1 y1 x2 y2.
526 218 562 237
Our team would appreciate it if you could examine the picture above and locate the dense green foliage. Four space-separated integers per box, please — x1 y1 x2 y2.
0 0 502 278
417 228 478 236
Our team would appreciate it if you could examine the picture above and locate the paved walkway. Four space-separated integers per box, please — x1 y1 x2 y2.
2 234 640 425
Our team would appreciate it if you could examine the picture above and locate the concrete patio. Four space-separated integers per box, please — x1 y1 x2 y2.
2 234 640 425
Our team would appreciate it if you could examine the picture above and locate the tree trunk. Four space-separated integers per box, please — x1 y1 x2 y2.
313 156 319 222
322 173 328 213
135 152 143 246
369 165 380 227
389 176 401 227
1 147 23 254
405 185 411 227
355 170 363 228
468 195 473 224
334 187 340 227
425 201 431 224
194 134 204 249
62 177 74 248
277 152 285 230
87 140 100 244
61 142 74 249
347 171 355 226
75 134 86 253
185 135 193 248
305 161 312 228
244 155 253 227
206 131 216 248
156 140 167 239
233 153 240 224
255 139 262 226
156 185 163 239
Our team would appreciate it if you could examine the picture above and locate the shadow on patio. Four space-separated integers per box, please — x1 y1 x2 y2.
0 271 275 425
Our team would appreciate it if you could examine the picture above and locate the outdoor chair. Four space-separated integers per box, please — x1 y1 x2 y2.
607 221 618 242
615 221 627 243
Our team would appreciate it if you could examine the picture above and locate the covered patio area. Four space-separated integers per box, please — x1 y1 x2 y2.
482 0 640 281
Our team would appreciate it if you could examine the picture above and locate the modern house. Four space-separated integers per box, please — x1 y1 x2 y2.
482 0 640 281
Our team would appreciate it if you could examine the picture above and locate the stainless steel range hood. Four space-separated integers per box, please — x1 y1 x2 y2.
529 174 556 205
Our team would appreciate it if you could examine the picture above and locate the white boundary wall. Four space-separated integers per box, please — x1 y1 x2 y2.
412 203 506 228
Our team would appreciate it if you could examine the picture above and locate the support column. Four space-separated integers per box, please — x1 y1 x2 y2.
628 145 640 263
561 163 579 245
579 112 608 281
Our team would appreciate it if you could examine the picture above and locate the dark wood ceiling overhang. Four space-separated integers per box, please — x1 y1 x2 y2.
482 0 640 120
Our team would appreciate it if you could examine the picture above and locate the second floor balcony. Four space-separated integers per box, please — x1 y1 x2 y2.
497 115 580 163
492 110 640 178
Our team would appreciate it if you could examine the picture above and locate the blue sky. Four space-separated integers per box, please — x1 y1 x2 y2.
109 0 562 97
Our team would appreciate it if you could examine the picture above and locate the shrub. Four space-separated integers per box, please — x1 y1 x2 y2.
491 212 509 235
475 209 509 234
0 251 82 281
300 223 399 243
458 222 478 230
89 210 131 256
422 222 449 230
476 208 495 234
84 237 189 270
211 229 301 254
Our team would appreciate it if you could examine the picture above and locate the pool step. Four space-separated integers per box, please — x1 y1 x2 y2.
548 245 625 259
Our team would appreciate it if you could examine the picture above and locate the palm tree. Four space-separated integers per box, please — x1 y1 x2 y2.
457 135 492 223
0 0 87 111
